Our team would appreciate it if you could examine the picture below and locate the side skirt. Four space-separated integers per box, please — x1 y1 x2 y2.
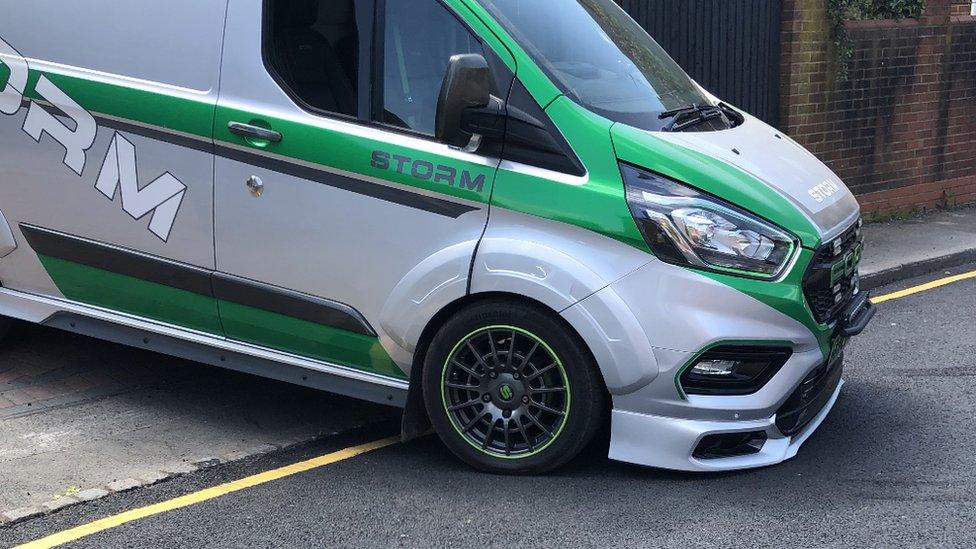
0 287 408 408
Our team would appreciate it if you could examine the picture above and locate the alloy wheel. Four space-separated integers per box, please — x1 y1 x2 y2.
441 326 571 458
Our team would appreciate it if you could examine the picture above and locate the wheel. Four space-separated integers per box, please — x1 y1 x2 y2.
423 299 606 474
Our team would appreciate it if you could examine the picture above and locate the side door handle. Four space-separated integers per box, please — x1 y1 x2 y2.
228 121 282 143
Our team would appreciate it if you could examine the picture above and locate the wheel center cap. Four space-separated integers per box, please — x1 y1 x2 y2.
497 383 515 402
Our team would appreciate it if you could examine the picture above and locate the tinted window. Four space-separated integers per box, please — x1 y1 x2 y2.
380 0 483 135
267 0 363 117
478 0 712 131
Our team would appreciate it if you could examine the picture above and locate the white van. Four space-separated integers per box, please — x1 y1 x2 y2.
0 0 873 473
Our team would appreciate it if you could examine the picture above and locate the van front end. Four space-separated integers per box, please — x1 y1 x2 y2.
556 116 876 472
457 0 877 472
470 93 876 471
567 224 872 471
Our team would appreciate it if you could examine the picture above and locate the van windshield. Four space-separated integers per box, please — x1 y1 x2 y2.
477 0 715 132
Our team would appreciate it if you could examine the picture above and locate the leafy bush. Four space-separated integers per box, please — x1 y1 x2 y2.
837 0 924 20
827 0 924 80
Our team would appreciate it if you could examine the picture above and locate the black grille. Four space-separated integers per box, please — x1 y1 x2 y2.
775 355 843 436
803 220 864 324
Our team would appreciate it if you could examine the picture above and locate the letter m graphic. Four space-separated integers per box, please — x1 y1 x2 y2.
95 133 186 241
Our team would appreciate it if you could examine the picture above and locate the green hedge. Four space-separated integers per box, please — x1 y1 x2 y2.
835 0 924 20
840 0 923 20
827 0 925 80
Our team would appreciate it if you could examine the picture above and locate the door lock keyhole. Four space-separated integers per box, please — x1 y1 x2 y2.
246 175 264 197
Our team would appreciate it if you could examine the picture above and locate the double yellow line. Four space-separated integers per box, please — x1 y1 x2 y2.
15 269 976 549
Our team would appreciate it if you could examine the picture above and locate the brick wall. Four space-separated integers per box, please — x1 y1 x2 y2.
781 0 976 217
950 0 973 16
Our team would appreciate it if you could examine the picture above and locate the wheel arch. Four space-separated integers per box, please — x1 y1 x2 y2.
400 291 609 441
399 209 662 440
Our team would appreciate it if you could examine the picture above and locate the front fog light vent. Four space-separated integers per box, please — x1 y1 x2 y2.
680 346 793 396
693 431 768 460
690 359 737 376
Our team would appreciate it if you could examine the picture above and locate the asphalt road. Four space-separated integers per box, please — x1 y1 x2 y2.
2 267 975 548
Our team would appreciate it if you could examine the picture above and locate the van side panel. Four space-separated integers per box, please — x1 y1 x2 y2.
0 1 225 93
0 1 226 333
211 1 498 377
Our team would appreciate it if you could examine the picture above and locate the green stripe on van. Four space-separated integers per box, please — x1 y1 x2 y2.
24 67 494 208
699 248 833 361
37 255 224 335
36 254 407 379
217 300 407 380
28 70 215 140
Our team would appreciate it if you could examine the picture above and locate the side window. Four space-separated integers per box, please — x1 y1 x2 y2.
379 0 484 135
266 0 364 117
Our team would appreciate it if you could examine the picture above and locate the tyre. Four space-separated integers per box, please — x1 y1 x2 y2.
423 299 607 474
0 316 10 341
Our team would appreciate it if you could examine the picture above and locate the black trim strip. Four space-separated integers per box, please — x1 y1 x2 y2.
20 225 376 337
20 224 213 296
214 144 479 219
212 273 376 337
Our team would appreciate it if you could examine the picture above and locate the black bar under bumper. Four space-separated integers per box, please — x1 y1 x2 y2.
838 290 876 337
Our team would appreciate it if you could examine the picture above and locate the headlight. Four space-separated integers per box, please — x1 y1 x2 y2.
622 163 797 279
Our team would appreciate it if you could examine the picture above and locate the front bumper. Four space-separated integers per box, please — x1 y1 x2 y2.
610 374 844 472
602 299 862 472
604 298 868 472
603 303 863 472
560 243 872 472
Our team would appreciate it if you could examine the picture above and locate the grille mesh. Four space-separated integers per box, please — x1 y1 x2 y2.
803 220 863 324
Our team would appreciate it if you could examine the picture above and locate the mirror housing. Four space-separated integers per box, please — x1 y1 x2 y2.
435 54 491 149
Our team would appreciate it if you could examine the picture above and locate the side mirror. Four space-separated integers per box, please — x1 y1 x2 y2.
435 54 490 149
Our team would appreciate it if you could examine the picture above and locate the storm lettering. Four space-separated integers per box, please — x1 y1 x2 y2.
433 165 456 186
371 149 486 194
95 133 186 241
410 160 434 180
459 171 485 193
0 33 186 240
808 179 842 204
370 150 390 170
22 75 97 175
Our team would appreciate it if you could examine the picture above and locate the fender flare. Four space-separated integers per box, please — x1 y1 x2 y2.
378 240 476 372
469 211 660 394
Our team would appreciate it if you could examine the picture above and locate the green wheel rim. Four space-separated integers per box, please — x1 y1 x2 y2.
441 325 571 459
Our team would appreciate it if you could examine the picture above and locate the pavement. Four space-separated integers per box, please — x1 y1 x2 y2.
0 205 974 531
860 204 976 289
0 325 396 517
1 266 973 548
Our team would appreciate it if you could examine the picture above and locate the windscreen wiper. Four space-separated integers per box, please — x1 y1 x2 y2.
658 103 725 132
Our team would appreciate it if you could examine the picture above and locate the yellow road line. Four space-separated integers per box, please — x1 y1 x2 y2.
15 437 399 549
871 270 976 304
